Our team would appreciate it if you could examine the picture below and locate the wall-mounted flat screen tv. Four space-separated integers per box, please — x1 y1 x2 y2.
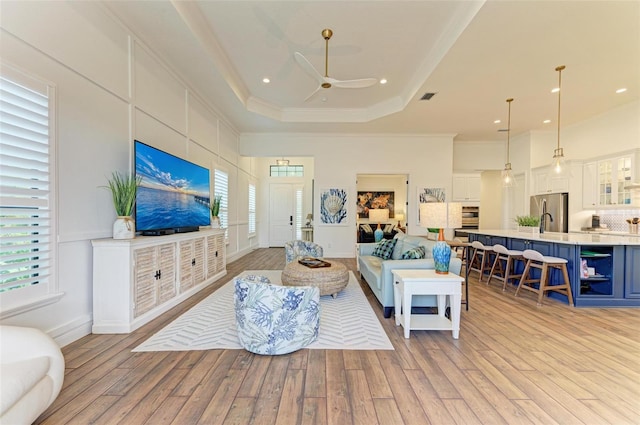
134 140 210 235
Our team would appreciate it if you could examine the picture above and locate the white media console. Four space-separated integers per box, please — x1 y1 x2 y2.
91 228 226 333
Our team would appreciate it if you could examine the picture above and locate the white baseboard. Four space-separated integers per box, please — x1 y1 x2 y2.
48 314 93 347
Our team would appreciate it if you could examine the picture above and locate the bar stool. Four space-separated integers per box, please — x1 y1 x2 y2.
487 244 525 291
515 249 574 306
469 241 493 282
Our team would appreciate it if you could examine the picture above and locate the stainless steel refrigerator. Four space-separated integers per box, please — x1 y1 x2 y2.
530 193 569 233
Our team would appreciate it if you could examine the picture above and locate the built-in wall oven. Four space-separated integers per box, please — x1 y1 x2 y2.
455 206 479 240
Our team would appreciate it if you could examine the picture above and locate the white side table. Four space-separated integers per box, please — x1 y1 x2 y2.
392 269 463 339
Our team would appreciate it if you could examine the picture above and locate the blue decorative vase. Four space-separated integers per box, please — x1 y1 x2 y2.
432 240 451 274
374 226 384 242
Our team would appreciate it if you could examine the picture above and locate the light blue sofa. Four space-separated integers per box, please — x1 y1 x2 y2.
358 233 462 318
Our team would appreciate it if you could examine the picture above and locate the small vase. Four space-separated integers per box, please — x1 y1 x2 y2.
113 216 135 239
211 216 220 229
432 241 452 274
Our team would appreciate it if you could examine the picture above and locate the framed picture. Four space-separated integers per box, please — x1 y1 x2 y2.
319 188 348 225
417 187 445 224
356 191 395 218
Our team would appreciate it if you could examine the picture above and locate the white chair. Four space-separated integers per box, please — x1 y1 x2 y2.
0 326 65 424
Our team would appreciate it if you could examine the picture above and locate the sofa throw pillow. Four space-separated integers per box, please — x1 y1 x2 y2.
383 224 394 233
361 224 373 234
401 246 426 260
372 238 397 260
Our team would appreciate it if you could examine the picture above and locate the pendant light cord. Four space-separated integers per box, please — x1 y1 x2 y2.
556 65 565 152
506 98 513 163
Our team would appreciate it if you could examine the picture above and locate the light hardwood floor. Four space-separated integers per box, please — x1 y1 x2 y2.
36 248 640 424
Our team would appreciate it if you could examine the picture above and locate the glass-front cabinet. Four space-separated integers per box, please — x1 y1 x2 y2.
598 156 632 206
583 152 636 208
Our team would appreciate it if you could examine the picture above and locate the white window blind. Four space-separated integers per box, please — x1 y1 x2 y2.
295 187 303 240
0 75 52 295
248 183 256 235
214 169 228 231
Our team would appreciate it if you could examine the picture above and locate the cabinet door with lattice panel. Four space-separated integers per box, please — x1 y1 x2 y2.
157 243 177 303
206 233 225 279
179 237 205 293
133 246 158 318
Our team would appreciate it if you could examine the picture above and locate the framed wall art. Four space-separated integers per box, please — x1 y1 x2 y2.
356 191 395 218
319 188 348 225
417 187 445 224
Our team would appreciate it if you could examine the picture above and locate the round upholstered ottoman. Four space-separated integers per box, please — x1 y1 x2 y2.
281 261 349 298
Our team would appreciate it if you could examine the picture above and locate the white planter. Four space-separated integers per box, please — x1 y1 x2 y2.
518 225 540 235
113 216 135 239
211 216 221 229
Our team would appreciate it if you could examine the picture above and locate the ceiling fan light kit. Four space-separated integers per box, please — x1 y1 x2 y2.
294 28 378 101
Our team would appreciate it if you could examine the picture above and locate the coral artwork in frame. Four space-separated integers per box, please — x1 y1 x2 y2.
320 188 348 225
417 187 445 224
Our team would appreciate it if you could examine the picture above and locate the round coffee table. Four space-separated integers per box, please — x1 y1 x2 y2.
281 261 349 298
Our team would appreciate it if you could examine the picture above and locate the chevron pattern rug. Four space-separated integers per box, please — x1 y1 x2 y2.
133 270 394 352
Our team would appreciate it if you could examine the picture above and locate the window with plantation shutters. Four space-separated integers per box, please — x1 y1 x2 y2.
0 69 58 311
214 168 228 236
248 183 256 236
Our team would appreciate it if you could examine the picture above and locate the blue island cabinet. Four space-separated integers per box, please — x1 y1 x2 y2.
468 231 639 307
625 246 640 299
576 246 625 307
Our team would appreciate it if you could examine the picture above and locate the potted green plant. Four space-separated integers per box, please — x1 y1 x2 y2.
210 194 222 228
104 171 141 239
516 215 540 234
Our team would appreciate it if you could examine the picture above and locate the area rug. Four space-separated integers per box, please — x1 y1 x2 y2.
133 270 394 352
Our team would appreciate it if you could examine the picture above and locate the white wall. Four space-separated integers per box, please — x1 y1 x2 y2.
241 133 456 257
453 140 505 172
0 2 258 345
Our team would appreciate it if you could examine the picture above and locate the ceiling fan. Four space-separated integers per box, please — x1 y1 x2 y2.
294 28 378 101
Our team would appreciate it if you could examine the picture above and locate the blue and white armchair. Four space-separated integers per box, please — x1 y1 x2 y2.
234 275 320 355
284 240 323 264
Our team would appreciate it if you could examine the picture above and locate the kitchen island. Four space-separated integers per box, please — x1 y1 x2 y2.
467 230 640 307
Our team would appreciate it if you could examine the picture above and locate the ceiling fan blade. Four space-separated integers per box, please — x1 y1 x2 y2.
329 77 378 89
294 52 325 85
304 85 323 102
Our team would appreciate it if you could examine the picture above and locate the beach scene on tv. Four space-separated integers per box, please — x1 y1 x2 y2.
135 143 211 232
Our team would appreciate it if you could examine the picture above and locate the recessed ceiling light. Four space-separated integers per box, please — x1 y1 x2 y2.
551 88 560 93
380 78 387 85
616 88 627 93
494 120 501 124
262 78 270 84
543 119 551 124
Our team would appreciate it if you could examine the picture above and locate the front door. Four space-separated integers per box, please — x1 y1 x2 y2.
269 183 303 247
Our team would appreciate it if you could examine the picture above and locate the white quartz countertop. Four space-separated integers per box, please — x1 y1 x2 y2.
466 229 640 246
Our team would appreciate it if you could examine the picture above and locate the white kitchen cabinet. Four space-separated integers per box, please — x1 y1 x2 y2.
582 161 598 208
452 174 481 201
532 169 570 195
92 228 226 333
581 153 636 208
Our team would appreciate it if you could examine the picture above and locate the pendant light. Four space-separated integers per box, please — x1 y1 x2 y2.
551 65 567 176
502 98 515 187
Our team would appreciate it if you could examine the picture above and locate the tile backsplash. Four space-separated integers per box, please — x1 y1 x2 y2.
597 209 640 232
